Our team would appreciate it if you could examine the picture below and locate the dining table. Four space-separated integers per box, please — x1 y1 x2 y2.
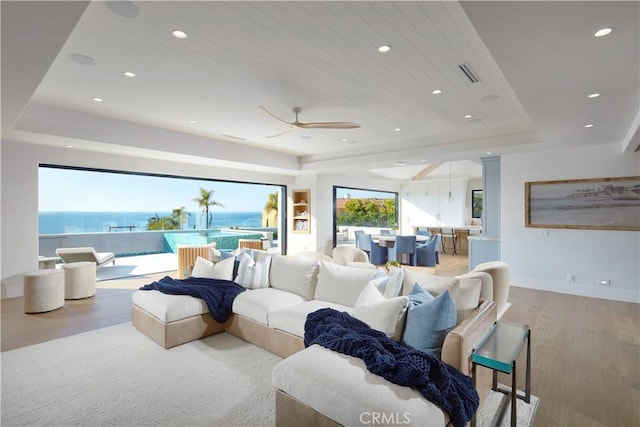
373 234 429 248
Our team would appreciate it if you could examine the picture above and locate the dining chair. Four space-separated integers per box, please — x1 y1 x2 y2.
356 232 387 265
416 233 440 267
387 235 417 266
354 230 365 249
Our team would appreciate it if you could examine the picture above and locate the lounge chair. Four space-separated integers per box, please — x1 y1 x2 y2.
55 247 116 268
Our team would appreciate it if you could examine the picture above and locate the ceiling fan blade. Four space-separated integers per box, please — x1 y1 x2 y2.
296 121 361 129
258 106 294 126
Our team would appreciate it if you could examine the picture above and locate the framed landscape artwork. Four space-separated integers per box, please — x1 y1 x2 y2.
525 176 640 231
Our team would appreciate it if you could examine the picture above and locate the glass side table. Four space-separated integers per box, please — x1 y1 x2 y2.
471 320 531 427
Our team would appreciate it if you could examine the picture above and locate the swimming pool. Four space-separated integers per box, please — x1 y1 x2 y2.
163 231 264 252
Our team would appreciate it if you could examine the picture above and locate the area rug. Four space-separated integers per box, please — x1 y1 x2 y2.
1 323 281 426
1 322 538 427
95 253 177 281
476 386 540 427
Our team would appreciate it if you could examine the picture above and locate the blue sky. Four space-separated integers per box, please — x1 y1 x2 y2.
39 167 280 212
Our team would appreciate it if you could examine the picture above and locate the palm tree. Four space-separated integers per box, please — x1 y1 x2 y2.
262 192 279 227
172 206 188 229
193 188 224 229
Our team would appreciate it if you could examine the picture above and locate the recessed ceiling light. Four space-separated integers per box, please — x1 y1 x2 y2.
585 124 595 128
342 138 348 142
594 28 613 37
189 120 197 124
486 151 492 155
396 161 407 166
378 45 391 53
394 128 401 132
464 114 473 119
255 136 261 139
588 93 600 98
92 97 103 102
432 89 443 95
123 71 136 78
65 145 73 148
172 29 188 39
420 159 426 163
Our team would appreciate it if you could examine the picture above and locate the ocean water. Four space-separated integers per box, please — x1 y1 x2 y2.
39 211 263 234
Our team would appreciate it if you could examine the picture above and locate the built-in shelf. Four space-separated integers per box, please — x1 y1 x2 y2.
292 189 310 233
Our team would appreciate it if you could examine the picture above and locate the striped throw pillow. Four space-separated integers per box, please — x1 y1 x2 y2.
234 252 271 289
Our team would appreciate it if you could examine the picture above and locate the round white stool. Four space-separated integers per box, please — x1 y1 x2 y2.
62 262 96 300
23 269 65 313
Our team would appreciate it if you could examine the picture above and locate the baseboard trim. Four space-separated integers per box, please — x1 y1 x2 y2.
511 276 640 303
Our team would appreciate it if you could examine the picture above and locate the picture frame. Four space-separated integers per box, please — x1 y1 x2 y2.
525 176 640 231
471 189 483 219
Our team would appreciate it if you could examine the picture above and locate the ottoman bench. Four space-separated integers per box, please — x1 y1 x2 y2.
272 345 448 427
23 269 65 313
62 261 96 299
132 290 224 348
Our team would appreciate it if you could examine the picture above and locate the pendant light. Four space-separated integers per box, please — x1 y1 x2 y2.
448 161 453 201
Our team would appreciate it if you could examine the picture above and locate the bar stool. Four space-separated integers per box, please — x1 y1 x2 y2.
453 229 469 255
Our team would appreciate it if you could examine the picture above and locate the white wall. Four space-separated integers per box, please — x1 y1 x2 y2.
400 177 472 229
502 143 640 303
0 140 294 298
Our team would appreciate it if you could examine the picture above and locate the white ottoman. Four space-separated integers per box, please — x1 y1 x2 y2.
62 261 96 300
23 269 65 313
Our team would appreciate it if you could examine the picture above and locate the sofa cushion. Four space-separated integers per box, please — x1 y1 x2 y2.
352 283 409 341
232 288 306 325
190 256 234 281
132 290 208 323
234 252 272 289
402 269 452 296
268 300 352 338
402 284 456 358
269 256 319 300
314 261 379 307
450 276 482 322
403 271 481 324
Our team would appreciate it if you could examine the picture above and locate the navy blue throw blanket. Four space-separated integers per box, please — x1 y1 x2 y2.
304 308 478 427
139 276 245 323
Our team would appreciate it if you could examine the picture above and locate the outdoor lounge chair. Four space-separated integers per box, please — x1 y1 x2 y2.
55 247 116 268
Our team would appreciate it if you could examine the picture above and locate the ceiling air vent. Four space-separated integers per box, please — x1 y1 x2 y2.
458 62 481 84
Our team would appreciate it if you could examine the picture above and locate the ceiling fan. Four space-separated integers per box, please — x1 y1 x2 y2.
259 106 360 138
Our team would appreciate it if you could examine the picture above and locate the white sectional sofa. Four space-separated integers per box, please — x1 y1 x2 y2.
132 249 507 426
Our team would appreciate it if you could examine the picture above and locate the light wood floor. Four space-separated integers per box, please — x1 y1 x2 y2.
2 254 638 426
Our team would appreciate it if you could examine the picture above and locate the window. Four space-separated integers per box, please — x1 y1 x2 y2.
472 189 483 219
333 186 398 247
38 165 285 253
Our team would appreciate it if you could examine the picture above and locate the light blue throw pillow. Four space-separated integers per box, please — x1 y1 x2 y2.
402 283 457 358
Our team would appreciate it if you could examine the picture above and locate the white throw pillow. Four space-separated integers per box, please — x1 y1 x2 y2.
234 252 272 289
269 256 319 300
314 261 379 307
190 256 234 280
383 266 404 299
353 283 409 341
